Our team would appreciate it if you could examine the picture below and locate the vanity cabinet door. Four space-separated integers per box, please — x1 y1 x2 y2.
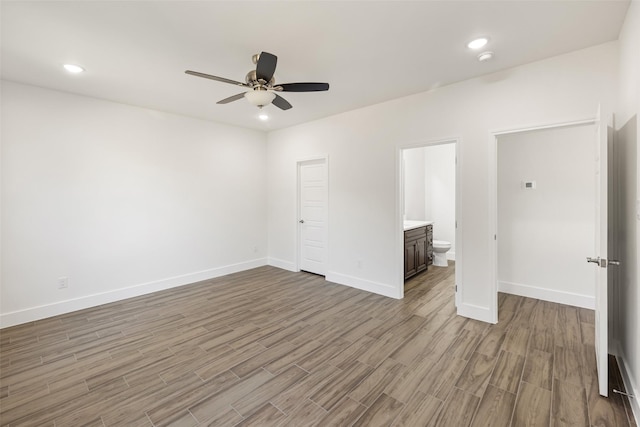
405 242 417 279
405 226 429 280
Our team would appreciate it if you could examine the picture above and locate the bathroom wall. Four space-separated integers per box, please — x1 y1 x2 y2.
403 148 426 220
425 144 456 259
497 124 596 308
403 144 456 259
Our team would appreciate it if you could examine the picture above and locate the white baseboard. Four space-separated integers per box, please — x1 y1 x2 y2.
498 281 594 309
325 271 401 299
615 341 640 424
457 302 496 324
267 257 297 272
0 258 268 329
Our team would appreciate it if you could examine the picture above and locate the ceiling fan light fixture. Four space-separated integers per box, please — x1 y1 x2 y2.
244 89 276 107
467 37 489 50
258 113 269 121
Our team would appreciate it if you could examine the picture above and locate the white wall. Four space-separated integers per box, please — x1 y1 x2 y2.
267 41 618 319
425 143 456 259
1 81 268 327
615 0 640 420
497 125 595 308
402 148 426 221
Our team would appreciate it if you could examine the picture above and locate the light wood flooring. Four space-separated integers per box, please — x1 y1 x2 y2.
0 264 636 426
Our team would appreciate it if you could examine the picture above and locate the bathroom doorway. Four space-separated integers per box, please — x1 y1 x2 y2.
398 139 460 306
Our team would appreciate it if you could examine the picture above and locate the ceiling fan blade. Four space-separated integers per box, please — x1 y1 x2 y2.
216 92 246 104
185 70 249 87
272 94 292 110
277 82 329 92
256 52 277 82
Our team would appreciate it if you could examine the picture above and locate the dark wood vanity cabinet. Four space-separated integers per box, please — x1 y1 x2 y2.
404 224 433 280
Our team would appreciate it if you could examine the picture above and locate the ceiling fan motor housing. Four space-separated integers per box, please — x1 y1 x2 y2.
245 70 275 87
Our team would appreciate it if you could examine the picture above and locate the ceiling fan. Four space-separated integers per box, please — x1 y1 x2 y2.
185 52 329 111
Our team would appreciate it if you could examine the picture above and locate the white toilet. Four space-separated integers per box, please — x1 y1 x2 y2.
432 240 451 267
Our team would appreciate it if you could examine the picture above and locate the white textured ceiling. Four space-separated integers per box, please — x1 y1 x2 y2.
0 1 630 131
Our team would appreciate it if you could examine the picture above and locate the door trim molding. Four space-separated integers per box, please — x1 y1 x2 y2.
296 155 329 274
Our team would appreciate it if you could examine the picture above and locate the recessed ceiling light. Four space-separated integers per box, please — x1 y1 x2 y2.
258 113 269 121
477 51 494 62
63 64 85 73
467 38 489 50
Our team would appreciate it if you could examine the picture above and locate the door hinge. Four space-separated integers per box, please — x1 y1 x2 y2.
455 285 458 292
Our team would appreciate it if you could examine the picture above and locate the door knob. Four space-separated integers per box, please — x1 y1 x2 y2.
299 219 304 224
587 257 600 264
609 260 620 266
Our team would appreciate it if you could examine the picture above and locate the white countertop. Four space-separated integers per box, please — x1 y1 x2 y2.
403 220 434 231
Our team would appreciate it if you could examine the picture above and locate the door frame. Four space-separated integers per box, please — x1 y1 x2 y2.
397 137 461 304
488 117 597 324
296 155 329 274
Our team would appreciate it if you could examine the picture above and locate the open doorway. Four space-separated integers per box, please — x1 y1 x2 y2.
490 114 615 397
495 123 597 308
398 139 460 305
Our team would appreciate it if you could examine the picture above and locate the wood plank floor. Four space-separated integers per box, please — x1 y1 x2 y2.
0 264 636 426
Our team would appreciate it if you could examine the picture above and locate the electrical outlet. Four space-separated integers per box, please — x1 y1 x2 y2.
58 277 69 289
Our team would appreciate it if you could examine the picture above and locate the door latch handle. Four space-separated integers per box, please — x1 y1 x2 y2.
587 257 620 267
587 256 607 267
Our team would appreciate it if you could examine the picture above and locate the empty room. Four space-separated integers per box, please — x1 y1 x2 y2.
1 1 639 426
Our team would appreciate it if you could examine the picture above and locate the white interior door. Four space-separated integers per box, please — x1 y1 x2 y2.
589 107 611 397
298 159 327 275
